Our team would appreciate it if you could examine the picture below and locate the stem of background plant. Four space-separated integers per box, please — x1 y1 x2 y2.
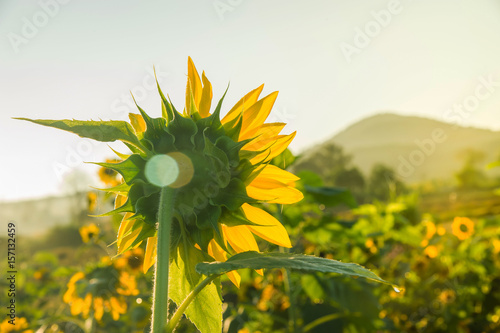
276 204 298 333
151 186 175 333
165 274 221 333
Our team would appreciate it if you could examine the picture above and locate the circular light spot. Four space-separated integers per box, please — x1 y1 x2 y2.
145 154 180 187
167 152 194 188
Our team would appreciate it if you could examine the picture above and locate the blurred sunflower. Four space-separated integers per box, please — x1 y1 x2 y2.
100 57 303 287
87 191 98 212
114 247 144 274
452 217 474 241
0 317 33 333
424 245 439 259
493 239 500 254
438 289 456 304
79 223 100 243
63 257 139 321
98 159 122 186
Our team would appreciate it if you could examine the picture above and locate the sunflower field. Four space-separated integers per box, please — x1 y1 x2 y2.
2 59 500 333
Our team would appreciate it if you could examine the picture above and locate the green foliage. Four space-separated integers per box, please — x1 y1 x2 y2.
169 245 222 333
197 251 390 285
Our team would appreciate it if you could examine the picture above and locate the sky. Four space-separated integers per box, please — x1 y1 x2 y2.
2 0 500 201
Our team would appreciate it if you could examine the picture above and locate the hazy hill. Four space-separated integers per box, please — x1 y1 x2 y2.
297 113 500 183
0 192 112 237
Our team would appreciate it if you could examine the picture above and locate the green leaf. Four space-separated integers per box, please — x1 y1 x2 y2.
16 118 147 152
196 251 391 285
94 154 147 185
169 244 222 333
305 185 357 208
270 148 296 169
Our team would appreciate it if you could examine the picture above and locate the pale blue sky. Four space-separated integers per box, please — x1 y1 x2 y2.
2 0 500 201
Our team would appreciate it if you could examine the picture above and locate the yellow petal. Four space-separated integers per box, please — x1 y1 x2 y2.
185 57 202 116
239 92 279 140
222 225 259 254
199 71 213 118
246 185 304 204
71 298 84 316
241 204 291 248
63 286 75 304
249 132 296 164
250 164 300 186
82 293 92 317
143 236 157 273
93 297 104 321
115 194 127 209
243 123 286 151
207 239 241 288
128 113 146 134
222 84 264 124
117 216 142 254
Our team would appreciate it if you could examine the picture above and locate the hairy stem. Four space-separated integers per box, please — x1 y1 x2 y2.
151 187 175 333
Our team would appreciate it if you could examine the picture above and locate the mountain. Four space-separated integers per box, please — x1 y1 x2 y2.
296 113 500 183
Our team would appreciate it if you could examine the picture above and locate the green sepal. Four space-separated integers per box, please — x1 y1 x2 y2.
93 154 147 186
194 111 225 150
123 142 147 157
210 178 254 210
239 147 268 162
166 110 198 150
220 209 262 227
154 71 174 121
215 136 248 168
15 118 148 153
132 100 175 154
222 114 243 141
108 146 131 160
212 84 229 118
91 182 131 195
127 222 156 250
190 227 213 253
132 192 161 225
195 204 221 232
237 159 264 184
93 197 134 217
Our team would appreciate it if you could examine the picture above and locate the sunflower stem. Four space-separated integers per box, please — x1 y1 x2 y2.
165 274 220 333
151 186 175 333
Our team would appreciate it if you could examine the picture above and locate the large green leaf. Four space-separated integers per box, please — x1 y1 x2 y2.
16 118 147 152
196 251 390 285
169 244 222 333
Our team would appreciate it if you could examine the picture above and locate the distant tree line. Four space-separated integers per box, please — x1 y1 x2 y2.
292 143 406 203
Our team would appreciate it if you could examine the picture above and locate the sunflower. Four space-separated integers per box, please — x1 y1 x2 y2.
438 289 456 304
87 191 98 212
0 317 33 333
95 57 303 287
452 217 474 241
79 223 100 243
114 247 144 273
97 159 122 186
424 245 439 259
63 257 139 321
